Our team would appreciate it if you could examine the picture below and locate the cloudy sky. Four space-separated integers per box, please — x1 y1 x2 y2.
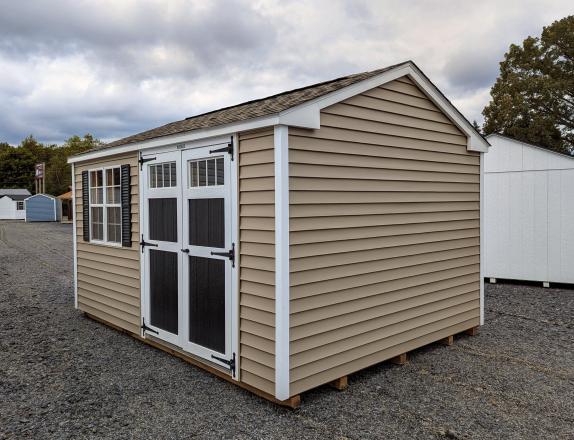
0 0 572 145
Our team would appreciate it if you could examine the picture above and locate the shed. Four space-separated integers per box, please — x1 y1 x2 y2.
68 61 489 406
0 189 31 220
484 133 574 285
57 190 74 222
25 194 62 222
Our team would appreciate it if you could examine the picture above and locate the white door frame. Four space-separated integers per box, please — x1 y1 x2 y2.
138 135 240 379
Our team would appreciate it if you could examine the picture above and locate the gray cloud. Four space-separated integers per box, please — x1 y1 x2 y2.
444 48 502 91
0 0 572 145
0 0 276 80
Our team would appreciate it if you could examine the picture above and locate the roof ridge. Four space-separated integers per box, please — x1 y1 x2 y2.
84 60 414 151
183 63 404 122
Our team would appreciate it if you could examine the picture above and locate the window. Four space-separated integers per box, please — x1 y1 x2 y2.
89 167 121 244
189 157 224 187
149 162 177 188
16 201 24 210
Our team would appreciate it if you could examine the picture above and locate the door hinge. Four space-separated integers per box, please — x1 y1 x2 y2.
140 234 159 253
211 352 236 376
211 243 235 267
139 155 156 170
209 137 234 161
141 318 158 335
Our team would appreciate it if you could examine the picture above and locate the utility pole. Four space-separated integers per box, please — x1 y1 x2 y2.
34 163 45 194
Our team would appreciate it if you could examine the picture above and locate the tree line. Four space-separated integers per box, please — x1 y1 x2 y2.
0 135 101 196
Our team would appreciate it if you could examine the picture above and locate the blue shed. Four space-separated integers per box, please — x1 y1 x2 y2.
25 194 62 222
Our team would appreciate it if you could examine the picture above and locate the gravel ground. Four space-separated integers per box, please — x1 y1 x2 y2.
0 220 573 440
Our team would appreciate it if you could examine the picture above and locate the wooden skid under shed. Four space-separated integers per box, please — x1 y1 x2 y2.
83 312 478 408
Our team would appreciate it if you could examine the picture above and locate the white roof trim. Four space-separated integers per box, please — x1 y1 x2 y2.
486 133 573 160
69 61 489 164
24 194 56 201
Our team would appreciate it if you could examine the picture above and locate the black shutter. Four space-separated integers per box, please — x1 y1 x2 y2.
82 171 90 242
121 164 132 247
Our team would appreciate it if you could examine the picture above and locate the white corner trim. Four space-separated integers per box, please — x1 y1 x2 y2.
274 125 290 401
71 163 78 309
479 152 485 325
231 132 241 382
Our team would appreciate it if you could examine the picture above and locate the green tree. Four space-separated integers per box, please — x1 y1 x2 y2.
483 15 574 155
0 134 101 195
0 148 36 191
45 134 102 195
472 120 482 135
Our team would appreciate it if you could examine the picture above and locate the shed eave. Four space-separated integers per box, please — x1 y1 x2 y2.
486 133 574 160
68 113 288 164
69 61 490 165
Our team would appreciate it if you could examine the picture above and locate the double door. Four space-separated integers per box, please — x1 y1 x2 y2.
140 143 234 372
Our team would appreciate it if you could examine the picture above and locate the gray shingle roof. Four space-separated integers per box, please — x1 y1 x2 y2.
101 61 408 150
0 189 31 199
6 194 28 201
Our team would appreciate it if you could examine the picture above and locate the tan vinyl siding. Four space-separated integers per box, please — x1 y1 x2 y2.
74 153 140 335
288 76 481 396
238 129 276 395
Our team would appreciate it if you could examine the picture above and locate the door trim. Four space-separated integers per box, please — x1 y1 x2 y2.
140 150 183 347
138 134 240 380
180 144 232 365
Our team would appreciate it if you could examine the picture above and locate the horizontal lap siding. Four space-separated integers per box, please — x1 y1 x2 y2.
239 129 276 395
288 76 481 396
74 153 140 334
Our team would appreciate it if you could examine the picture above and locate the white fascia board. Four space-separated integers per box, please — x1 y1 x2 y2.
69 61 489 165
274 125 290 401
69 114 284 164
281 62 490 152
283 64 412 117
487 133 574 161
278 103 321 129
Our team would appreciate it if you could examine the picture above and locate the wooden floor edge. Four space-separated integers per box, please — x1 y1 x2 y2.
82 312 300 409
82 311 480 408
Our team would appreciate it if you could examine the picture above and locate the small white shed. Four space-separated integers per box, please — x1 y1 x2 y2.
484 134 574 285
0 189 31 220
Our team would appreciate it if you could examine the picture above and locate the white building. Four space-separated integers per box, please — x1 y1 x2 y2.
0 189 31 220
485 134 574 285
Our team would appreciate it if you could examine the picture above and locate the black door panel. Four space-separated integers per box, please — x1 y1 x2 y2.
150 249 178 334
188 255 225 353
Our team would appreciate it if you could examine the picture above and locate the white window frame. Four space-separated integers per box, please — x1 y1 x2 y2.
149 161 178 189
16 201 24 210
88 165 122 246
188 156 225 188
